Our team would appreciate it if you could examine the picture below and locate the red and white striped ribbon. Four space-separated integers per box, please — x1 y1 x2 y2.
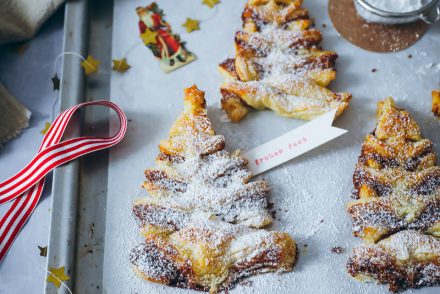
0 100 127 262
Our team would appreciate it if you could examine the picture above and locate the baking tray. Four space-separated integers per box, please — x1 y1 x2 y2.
45 0 114 293
46 0 440 293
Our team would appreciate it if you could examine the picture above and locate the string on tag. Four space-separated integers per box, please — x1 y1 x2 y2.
50 43 142 120
199 4 219 22
40 265 74 294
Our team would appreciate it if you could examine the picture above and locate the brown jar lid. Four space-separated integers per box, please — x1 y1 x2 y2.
328 0 428 52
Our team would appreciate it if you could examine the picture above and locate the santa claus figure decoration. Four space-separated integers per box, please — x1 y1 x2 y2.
136 3 196 73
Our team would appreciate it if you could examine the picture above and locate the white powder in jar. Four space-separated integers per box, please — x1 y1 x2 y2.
355 0 433 24
364 0 429 13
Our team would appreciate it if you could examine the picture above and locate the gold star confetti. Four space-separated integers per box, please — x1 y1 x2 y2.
46 266 70 288
80 55 101 75
51 74 60 91
140 28 158 45
182 18 200 33
40 122 51 135
112 58 131 73
202 0 220 8
38 245 47 257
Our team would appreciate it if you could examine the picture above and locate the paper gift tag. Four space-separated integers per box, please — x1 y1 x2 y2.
245 109 347 175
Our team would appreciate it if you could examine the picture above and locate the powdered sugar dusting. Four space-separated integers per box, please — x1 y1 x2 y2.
347 98 440 290
136 149 273 231
379 230 440 261
104 0 440 293
246 25 306 53
349 98 440 243
128 84 297 292
220 0 350 122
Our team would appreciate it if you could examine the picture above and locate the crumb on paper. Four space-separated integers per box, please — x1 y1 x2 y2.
238 279 253 288
331 246 344 254
38 245 47 257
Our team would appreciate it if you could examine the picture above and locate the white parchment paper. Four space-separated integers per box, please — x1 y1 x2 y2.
103 0 440 293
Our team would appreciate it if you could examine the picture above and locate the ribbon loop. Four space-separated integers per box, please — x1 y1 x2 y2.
0 100 127 262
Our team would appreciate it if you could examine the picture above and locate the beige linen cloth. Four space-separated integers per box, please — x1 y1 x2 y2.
0 0 64 44
0 82 32 146
0 0 63 145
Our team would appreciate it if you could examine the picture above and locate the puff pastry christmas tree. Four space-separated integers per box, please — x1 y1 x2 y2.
130 86 296 292
347 98 440 292
219 0 351 122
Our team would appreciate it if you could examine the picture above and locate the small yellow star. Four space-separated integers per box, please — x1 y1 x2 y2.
140 28 158 45
81 55 101 75
182 18 200 33
112 58 131 73
46 266 70 288
202 0 220 8
40 122 51 135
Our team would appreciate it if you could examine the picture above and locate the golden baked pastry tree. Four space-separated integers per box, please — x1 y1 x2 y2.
219 0 351 122
130 86 297 293
346 97 440 292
